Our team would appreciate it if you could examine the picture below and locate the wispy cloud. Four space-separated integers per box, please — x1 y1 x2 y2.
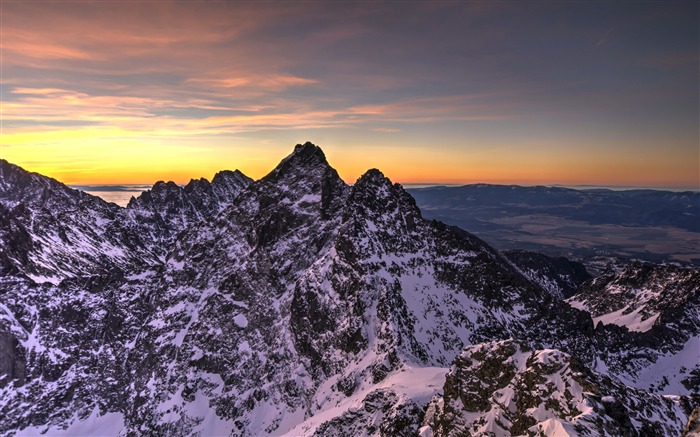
2 1 697 187
185 74 319 94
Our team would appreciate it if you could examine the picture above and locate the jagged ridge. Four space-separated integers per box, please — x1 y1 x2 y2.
0 144 697 436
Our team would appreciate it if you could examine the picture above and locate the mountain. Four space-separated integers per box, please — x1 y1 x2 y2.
0 159 251 282
422 340 690 436
119 143 563 434
503 249 591 299
407 184 700 265
407 184 700 232
568 261 700 396
0 159 156 282
126 170 252 255
0 144 697 436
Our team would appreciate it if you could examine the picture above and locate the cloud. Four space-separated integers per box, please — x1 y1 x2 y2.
2 1 697 187
346 95 516 122
4 85 515 142
185 74 318 93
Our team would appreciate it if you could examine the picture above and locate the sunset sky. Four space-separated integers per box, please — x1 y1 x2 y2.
1 1 698 188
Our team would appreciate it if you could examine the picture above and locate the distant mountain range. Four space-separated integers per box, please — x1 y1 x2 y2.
407 184 700 266
0 143 698 436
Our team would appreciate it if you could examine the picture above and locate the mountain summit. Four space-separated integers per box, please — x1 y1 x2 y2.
0 143 697 436
264 141 333 180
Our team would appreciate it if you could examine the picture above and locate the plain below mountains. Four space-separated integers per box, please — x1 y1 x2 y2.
407 184 700 267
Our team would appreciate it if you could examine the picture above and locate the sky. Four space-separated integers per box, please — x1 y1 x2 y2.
1 1 698 188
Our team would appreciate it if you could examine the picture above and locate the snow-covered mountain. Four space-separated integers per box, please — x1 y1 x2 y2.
422 340 690 436
569 261 699 333
504 250 591 299
568 261 700 397
0 143 697 436
126 170 252 255
0 159 156 282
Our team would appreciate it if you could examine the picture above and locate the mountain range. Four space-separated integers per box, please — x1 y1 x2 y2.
407 184 700 267
0 142 698 436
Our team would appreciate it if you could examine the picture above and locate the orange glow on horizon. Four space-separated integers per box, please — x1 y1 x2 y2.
3 140 697 190
1 2 697 191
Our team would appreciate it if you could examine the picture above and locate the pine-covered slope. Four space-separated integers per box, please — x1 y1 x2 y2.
0 144 697 436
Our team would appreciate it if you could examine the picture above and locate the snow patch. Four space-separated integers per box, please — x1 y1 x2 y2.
18 409 125 436
592 305 659 332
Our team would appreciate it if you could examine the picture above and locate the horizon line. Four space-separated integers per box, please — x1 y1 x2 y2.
70 182 700 193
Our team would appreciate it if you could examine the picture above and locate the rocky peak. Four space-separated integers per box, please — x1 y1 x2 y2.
351 169 417 209
423 339 690 436
126 169 252 256
248 143 348 222
356 168 387 184
146 180 183 200
294 141 327 160
263 142 338 185
212 169 253 194
0 159 94 209
0 160 157 281
184 177 210 192
345 168 423 238
130 169 252 214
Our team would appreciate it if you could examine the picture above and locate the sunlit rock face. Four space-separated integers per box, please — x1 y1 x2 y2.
0 144 697 436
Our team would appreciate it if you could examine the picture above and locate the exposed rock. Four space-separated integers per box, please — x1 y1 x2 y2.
0 144 695 436
426 340 690 436
504 249 591 299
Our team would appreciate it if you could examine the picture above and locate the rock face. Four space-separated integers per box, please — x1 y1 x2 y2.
567 261 700 397
0 143 697 436
504 249 591 299
422 340 689 437
0 159 157 282
126 170 252 255
569 261 700 332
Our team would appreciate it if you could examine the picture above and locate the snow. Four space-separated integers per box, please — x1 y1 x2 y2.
297 193 321 204
168 259 185 270
592 305 659 332
282 365 448 436
127 270 156 280
18 409 126 436
238 340 251 353
26 274 61 285
530 418 577 436
233 313 248 328
568 294 661 332
567 299 587 311
626 335 700 395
